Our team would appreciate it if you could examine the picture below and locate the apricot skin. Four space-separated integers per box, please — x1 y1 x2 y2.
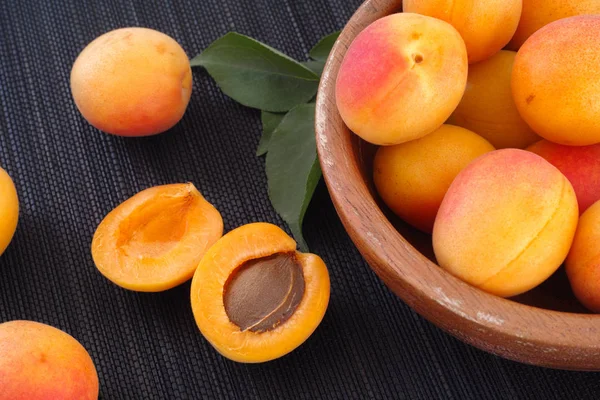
527 140 600 214
0 167 18 256
92 183 223 292
70 27 192 136
403 0 521 64
566 200 600 312
512 16 600 146
373 124 494 233
433 149 578 298
0 320 99 400
508 0 600 50
191 223 330 363
335 13 467 146
448 50 540 149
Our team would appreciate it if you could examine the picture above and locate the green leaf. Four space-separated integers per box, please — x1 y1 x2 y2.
265 103 321 251
191 32 319 112
309 31 341 62
301 60 326 77
257 111 285 156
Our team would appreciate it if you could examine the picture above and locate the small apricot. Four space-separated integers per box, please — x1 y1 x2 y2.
70 27 192 136
336 13 467 145
0 167 18 256
433 149 578 297
512 16 600 146
91 183 223 292
448 50 540 149
403 0 521 64
373 124 494 233
527 140 600 214
508 0 600 50
0 320 99 400
566 200 600 312
191 222 330 363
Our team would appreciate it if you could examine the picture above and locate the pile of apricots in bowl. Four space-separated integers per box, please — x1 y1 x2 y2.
335 1 600 312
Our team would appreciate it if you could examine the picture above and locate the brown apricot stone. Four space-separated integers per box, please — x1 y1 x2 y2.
191 222 330 363
91 183 223 292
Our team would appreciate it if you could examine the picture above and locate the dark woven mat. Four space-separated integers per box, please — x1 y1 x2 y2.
0 0 599 398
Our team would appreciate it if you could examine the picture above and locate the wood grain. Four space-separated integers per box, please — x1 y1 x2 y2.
315 0 600 370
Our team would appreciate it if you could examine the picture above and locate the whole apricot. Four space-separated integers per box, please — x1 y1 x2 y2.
433 149 578 298
403 0 521 64
373 124 494 233
0 167 18 256
566 200 600 312
191 222 330 363
448 50 540 149
512 16 600 146
527 140 600 214
508 0 600 50
336 13 467 146
92 183 223 292
71 27 192 136
0 320 99 400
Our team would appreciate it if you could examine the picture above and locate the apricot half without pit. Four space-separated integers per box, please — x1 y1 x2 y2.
191 222 330 363
91 183 223 292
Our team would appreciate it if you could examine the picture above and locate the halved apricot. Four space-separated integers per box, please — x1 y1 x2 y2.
190 222 330 363
91 183 223 292
0 167 19 256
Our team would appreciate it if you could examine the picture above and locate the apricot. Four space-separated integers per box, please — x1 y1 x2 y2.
0 167 18 256
335 13 467 146
527 140 600 214
70 27 192 136
403 0 521 64
433 149 578 298
512 16 600 146
92 183 223 292
448 50 540 149
0 320 99 400
191 222 330 363
373 124 494 233
566 200 600 312
508 0 600 50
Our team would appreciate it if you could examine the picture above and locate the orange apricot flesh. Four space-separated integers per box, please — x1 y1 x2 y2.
70 27 192 136
512 16 600 146
191 222 330 363
0 167 18 256
335 13 467 145
433 149 578 297
0 320 99 400
91 183 223 292
448 50 540 149
403 0 521 64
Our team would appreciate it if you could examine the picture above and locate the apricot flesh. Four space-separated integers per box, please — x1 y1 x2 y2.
191 222 330 363
508 0 600 50
566 200 600 312
527 140 600 214
92 183 223 292
373 124 494 233
448 50 540 149
0 320 99 400
335 13 467 146
70 27 192 136
433 149 578 297
403 0 521 64
512 16 600 146
0 167 18 256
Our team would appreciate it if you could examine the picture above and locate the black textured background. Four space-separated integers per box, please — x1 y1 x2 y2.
1 0 599 399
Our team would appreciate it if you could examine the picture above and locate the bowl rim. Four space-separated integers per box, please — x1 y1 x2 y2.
315 0 600 370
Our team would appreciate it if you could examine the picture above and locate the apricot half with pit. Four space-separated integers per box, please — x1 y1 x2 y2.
91 183 223 292
190 222 330 363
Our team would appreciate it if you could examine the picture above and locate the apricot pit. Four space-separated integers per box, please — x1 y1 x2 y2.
191 222 330 363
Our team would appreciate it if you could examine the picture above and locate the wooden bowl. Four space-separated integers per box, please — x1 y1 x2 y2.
315 0 600 370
